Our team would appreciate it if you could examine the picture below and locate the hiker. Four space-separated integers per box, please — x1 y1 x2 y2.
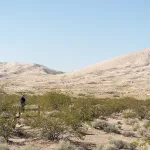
20 95 26 112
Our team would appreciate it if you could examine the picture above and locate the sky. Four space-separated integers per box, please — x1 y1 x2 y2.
0 0 150 72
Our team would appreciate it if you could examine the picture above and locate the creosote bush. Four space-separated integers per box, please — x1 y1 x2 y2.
135 106 149 120
41 117 65 141
92 120 120 134
0 116 17 142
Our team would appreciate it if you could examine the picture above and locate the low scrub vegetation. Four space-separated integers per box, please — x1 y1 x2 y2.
92 120 120 134
98 139 137 150
1 91 150 146
122 109 137 119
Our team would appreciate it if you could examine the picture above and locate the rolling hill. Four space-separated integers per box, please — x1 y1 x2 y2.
1 48 150 99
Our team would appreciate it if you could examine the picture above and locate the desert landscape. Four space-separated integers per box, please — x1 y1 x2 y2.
1 49 150 150
1 48 150 99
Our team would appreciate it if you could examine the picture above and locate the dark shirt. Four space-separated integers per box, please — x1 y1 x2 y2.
20 96 25 103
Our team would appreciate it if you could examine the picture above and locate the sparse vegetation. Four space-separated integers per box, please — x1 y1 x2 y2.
137 127 147 137
123 109 137 119
124 118 138 126
41 117 65 141
98 139 137 150
1 92 150 149
122 131 135 137
92 120 120 134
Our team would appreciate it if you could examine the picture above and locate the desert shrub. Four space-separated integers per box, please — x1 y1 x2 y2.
124 118 138 126
22 114 43 128
109 139 129 149
73 98 94 121
57 109 85 138
98 139 137 150
123 109 137 119
0 117 16 142
131 140 150 150
38 92 72 111
137 128 147 137
135 106 148 119
122 131 135 137
41 117 65 141
92 120 120 134
132 122 140 131
110 139 137 150
97 144 118 150
0 96 18 142
129 143 138 150
143 120 150 128
58 140 79 150
0 143 9 150
91 104 110 118
25 92 72 112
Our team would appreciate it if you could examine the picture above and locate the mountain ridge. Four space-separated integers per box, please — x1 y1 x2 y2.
0 62 64 78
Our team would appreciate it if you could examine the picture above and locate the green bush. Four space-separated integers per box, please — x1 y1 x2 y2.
2 92 150 144
135 106 148 119
41 117 65 141
0 116 16 142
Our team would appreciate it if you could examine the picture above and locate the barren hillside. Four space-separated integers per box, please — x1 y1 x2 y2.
0 62 63 77
1 48 150 98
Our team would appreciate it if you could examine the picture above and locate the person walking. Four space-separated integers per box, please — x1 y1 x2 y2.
20 95 26 112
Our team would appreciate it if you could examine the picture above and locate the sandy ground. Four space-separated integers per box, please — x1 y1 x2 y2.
7 116 150 150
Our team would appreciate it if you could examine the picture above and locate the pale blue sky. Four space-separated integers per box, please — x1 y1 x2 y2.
0 0 150 72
